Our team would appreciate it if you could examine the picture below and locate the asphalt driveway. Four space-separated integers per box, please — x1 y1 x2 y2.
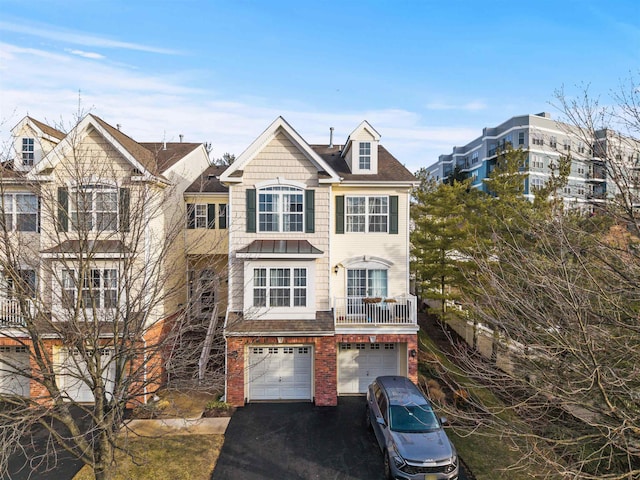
211 396 470 480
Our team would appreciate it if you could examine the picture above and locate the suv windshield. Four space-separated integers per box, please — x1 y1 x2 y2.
389 403 440 433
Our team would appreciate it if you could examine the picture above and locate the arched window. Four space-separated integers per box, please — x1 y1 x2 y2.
258 186 303 232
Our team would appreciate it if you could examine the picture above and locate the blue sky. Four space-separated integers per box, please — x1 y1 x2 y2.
0 0 638 172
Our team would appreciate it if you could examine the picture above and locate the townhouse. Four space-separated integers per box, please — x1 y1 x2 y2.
1 114 417 408
211 117 418 407
0 115 209 403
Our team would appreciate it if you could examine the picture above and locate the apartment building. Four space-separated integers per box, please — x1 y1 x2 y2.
426 112 640 207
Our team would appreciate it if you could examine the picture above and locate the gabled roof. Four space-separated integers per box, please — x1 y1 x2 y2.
312 144 416 183
340 120 381 158
11 116 66 142
28 114 201 180
26 117 66 140
219 116 341 183
140 142 202 173
185 164 229 193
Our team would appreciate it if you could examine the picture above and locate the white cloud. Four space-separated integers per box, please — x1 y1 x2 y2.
0 20 181 55
425 100 487 111
0 40 471 173
66 49 105 60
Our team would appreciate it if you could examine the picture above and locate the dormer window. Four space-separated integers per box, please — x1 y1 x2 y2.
359 142 371 170
22 138 35 166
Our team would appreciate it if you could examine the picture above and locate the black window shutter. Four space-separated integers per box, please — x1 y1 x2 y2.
219 204 227 229
305 189 315 233
187 204 195 229
335 195 344 234
57 187 68 232
207 204 216 229
389 195 398 234
119 188 130 232
37 196 41 233
246 189 256 233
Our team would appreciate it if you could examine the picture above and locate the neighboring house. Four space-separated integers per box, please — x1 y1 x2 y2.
426 112 640 208
218 117 418 407
0 115 210 403
2 113 417 408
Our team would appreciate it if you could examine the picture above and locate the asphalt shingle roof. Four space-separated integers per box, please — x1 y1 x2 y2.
311 144 416 183
185 165 229 193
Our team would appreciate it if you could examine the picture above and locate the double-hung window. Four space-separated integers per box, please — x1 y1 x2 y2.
62 269 118 309
253 267 307 308
187 203 225 229
2 194 38 232
195 204 208 228
22 138 35 166
71 185 118 231
359 142 371 170
258 186 303 232
346 196 388 233
5 269 36 299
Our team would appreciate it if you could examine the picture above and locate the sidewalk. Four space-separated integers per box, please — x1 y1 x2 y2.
124 416 230 436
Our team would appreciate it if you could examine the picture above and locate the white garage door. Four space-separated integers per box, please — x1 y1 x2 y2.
338 343 399 394
248 346 312 401
0 346 30 397
59 348 115 403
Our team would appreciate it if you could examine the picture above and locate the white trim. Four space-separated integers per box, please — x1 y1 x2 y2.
254 177 306 190
340 120 381 159
236 252 323 259
339 181 419 187
27 115 163 182
243 261 316 320
219 117 341 183
341 255 394 268
42 252 131 260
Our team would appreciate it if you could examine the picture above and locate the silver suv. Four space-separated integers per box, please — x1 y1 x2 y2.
366 376 459 480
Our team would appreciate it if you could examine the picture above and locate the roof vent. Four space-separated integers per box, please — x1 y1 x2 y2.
329 127 334 148
179 134 184 143
116 124 121 131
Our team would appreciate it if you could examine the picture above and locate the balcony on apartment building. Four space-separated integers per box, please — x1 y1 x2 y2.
333 295 417 328
0 299 34 327
585 168 606 183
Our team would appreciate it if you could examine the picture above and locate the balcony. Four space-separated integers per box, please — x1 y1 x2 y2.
0 299 33 327
333 295 417 327
585 170 606 182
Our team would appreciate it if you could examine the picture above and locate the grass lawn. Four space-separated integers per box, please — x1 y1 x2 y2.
418 328 541 480
449 430 532 480
74 388 226 480
73 434 224 480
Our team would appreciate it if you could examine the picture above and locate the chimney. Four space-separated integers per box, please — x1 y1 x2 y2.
179 134 184 143
329 127 334 148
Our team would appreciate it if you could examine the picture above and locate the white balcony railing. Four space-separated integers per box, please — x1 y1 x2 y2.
0 299 33 327
333 295 417 326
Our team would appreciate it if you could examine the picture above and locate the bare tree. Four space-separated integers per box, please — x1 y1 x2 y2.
438 78 640 479
0 114 226 480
